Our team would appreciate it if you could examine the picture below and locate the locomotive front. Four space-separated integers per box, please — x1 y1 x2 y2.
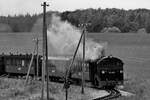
91 56 124 88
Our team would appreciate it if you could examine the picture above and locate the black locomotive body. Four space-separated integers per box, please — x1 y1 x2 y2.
89 56 124 87
0 54 124 88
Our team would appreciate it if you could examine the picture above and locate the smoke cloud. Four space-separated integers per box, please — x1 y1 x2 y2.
47 15 106 60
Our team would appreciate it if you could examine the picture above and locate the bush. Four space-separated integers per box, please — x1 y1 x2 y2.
0 23 12 32
145 20 150 33
101 26 121 33
137 28 147 34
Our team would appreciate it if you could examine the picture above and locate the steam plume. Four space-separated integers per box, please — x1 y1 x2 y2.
47 15 106 60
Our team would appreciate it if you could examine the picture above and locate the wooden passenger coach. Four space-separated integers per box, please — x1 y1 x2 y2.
0 54 41 76
47 57 90 81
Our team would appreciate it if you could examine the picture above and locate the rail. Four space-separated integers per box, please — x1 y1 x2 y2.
93 88 121 100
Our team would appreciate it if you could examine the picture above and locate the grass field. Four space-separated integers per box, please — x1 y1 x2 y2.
87 33 150 100
0 32 150 99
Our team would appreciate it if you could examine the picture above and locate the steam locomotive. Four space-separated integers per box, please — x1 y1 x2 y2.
0 54 124 88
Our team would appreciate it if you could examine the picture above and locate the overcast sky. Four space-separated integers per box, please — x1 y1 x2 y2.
0 0 150 16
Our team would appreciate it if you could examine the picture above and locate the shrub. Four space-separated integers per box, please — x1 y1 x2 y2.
137 28 147 34
101 26 121 33
0 23 12 32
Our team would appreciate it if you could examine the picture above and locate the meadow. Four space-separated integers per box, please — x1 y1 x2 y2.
0 32 150 100
87 33 150 100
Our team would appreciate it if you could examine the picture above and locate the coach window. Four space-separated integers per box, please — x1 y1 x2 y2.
22 60 25 67
17 59 22 66
12 59 16 66
85 63 89 72
14 59 17 66
24 60 28 67
10 58 13 65
26 60 30 67
6 58 11 65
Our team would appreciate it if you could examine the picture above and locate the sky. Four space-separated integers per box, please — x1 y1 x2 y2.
0 0 150 16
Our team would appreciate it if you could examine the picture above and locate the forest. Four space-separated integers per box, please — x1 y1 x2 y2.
0 8 150 33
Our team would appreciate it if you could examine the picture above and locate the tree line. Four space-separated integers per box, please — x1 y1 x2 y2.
0 8 150 33
61 8 150 33
0 14 38 32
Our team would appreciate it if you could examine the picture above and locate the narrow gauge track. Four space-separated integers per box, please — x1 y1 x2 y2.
93 88 121 100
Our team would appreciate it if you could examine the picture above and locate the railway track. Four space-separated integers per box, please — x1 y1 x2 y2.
93 88 121 100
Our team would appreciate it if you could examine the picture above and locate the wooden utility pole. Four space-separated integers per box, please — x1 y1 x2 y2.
78 23 86 94
36 38 39 78
25 45 36 85
41 2 49 100
64 29 85 100
79 23 90 94
33 38 41 78
81 25 86 94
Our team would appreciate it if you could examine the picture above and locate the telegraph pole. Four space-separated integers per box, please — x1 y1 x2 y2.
33 38 42 78
64 26 85 100
36 38 39 78
78 23 85 94
41 2 49 100
82 24 86 94
79 23 90 94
